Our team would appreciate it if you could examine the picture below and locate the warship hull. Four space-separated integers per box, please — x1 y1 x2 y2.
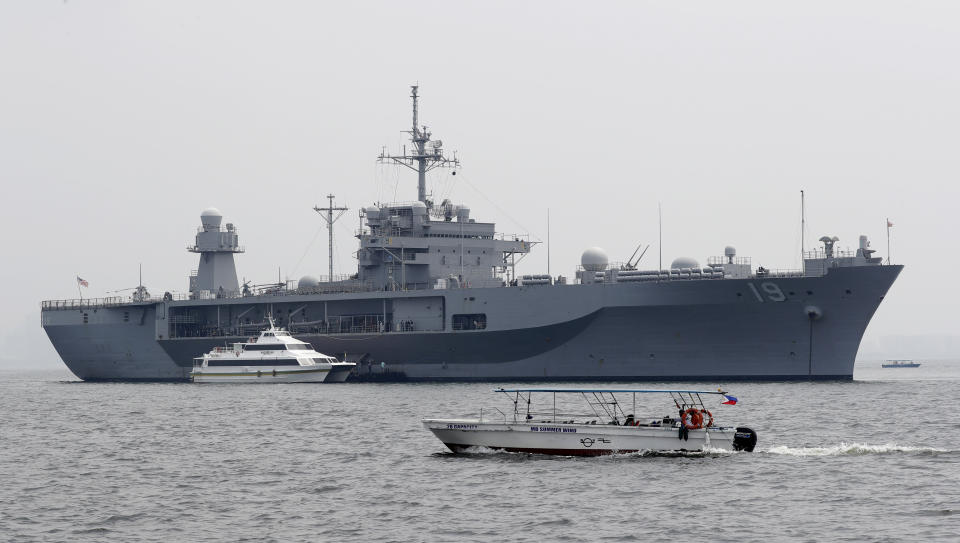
41 265 902 382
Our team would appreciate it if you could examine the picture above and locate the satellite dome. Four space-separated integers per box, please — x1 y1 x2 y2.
670 257 699 269
581 247 609 272
298 275 320 289
724 246 736 258
200 207 223 228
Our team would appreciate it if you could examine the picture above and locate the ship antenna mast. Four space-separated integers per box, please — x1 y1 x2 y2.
801 189 806 266
378 85 460 206
313 194 348 282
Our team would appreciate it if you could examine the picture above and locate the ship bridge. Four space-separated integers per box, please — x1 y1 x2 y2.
358 200 531 290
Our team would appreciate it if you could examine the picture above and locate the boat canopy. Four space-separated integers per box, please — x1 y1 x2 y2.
495 388 728 395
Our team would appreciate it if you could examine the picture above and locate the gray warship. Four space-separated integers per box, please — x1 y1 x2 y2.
41 87 902 381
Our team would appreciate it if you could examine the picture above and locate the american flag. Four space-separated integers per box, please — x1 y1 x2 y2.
887 219 894 228
77 276 89 288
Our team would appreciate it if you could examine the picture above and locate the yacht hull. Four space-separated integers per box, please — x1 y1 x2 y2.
190 363 354 383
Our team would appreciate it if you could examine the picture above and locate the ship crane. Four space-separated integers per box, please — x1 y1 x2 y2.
108 285 151 302
107 265 150 301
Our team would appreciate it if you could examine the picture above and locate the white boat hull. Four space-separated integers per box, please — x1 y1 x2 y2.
191 363 354 383
423 419 741 456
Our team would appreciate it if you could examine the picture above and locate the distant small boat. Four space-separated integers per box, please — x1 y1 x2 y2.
881 359 921 368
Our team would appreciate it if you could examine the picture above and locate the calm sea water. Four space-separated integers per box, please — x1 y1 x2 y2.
2 360 959 542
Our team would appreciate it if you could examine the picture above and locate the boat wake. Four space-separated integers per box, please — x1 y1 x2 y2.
433 443 953 460
761 443 950 457
626 447 738 458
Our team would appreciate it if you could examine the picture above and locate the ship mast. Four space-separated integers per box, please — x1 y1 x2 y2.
313 195 348 282
378 85 459 206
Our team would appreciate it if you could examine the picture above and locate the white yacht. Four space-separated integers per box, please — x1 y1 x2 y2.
191 319 355 383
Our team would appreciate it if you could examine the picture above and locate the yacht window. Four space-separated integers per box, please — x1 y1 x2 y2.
286 344 312 351
208 359 301 367
243 344 285 351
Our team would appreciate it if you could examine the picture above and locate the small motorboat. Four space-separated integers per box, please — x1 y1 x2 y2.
881 359 921 368
190 318 355 383
423 388 757 456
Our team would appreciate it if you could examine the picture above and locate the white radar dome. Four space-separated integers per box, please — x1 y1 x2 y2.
581 247 609 272
298 275 320 289
724 246 736 258
200 207 223 228
670 257 699 269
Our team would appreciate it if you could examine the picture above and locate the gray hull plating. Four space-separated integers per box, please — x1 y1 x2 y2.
42 265 902 381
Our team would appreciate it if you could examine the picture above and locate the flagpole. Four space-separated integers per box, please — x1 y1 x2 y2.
77 275 82 302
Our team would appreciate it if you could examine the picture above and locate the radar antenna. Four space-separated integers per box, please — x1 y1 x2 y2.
313 194 348 283
377 85 459 206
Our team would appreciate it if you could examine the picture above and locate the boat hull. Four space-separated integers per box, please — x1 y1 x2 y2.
423 419 738 456
41 265 902 381
190 363 354 383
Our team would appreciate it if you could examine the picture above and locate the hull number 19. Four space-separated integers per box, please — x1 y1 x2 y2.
748 282 786 302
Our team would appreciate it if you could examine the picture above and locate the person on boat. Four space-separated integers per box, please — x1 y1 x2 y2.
678 407 689 441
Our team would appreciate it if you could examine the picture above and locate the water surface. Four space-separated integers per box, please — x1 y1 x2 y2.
2 360 958 541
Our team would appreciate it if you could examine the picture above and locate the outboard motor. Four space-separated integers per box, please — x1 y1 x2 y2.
733 427 758 452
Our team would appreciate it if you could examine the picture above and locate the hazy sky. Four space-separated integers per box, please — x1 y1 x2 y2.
2 1 958 367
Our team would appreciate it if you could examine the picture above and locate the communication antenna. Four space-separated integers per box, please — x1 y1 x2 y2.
658 203 663 271
313 194 348 282
547 208 551 277
801 190 806 265
377 85 460 206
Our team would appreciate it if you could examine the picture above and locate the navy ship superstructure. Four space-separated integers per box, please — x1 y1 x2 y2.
41 87 902 381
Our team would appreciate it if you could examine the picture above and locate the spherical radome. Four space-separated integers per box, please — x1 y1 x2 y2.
581 247 609 272
200 207 223 227
298 275 320 289
670 257 699 269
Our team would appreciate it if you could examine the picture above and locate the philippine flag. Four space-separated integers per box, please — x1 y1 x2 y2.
722 395 738 405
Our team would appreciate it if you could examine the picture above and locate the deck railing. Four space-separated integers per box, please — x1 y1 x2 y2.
41 297 128 310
